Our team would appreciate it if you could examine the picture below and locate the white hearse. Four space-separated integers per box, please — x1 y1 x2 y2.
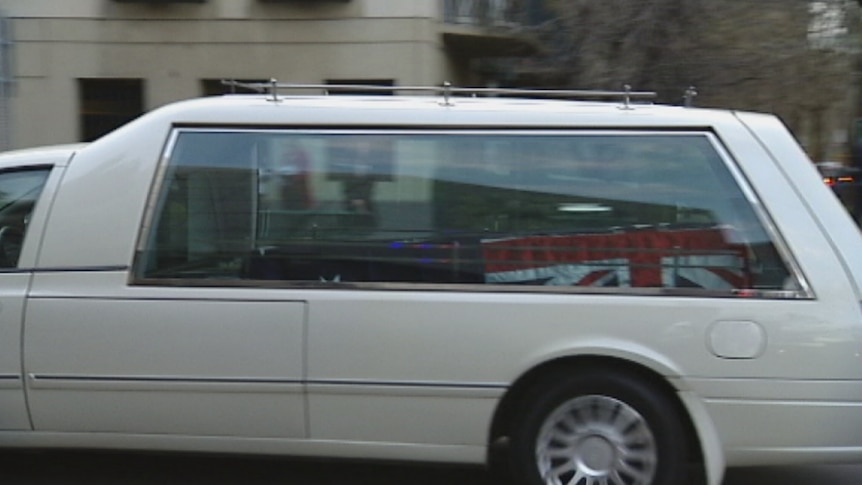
1 83 861 485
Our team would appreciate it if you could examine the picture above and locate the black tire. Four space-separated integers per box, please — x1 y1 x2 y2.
508 369 690 485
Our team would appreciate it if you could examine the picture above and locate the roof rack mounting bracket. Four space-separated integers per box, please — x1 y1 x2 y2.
441 81 454 107
684 86 698 107
269 78 280 103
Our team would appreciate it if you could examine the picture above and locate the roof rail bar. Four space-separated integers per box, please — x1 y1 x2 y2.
220 79 657 105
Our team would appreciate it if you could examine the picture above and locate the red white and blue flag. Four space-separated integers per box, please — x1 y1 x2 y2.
481 227 750 289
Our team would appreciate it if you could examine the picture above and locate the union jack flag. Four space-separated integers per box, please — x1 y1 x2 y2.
481 226 750 290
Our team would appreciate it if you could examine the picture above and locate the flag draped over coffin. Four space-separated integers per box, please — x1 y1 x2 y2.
482 226 750 289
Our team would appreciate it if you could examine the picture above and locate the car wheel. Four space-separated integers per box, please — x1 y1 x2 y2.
509 369 689 485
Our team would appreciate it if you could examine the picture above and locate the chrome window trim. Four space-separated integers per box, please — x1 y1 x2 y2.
132 129 182 282
703 132 813 299
131 277 808 300
131 127 811 300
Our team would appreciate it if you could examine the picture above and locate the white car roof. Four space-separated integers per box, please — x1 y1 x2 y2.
127 93 747 131
0 143 86 170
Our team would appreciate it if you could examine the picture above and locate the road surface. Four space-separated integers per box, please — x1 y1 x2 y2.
4 450 862 485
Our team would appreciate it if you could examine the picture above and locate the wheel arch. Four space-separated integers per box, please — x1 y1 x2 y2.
488 354 723 485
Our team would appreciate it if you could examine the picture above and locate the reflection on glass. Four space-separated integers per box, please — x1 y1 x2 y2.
141 131 794 294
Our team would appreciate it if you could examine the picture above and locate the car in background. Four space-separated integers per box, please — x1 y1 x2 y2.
817 161 860 216
817 161 858 187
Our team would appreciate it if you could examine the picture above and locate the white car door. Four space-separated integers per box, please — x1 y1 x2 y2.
24 284 308 439
0 273 30 431
0 165 55 431
22 131 309 439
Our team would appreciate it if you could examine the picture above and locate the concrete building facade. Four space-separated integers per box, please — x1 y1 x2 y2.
0 0 536 149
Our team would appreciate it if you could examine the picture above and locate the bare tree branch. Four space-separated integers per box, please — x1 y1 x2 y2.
526 0 860 161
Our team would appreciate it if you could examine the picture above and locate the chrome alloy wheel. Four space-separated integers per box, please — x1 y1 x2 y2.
535 395 658 485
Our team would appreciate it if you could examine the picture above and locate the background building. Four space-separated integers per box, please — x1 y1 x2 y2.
0 0 537 150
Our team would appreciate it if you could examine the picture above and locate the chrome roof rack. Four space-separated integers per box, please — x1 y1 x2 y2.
220 79 657 106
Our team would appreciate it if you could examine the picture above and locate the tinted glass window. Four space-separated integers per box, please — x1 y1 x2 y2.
0 168 51 268
138 131 796 294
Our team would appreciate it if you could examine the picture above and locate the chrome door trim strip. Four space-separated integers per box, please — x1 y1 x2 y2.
0 374 21 390
28 374 303 393
28 374 506 395
307 378 506 389
306 379 508 398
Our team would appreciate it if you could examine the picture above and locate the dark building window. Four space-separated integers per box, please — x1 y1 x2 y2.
78 78 144 142
204 79 395 97
201 79 271 96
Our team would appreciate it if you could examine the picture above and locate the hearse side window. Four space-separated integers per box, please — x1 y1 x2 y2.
0 168 51 269
137 130 798 295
